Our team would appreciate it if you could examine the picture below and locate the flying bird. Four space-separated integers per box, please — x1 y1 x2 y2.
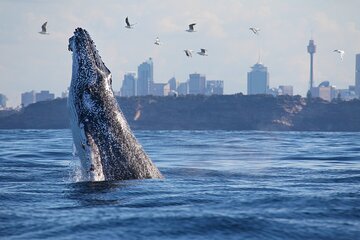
249 27 260 35
154 37 161 45
197 48 208 56
184 49 193 57
125 17 136 29
186 23 196 32
39 22 49 34
333 49 345 61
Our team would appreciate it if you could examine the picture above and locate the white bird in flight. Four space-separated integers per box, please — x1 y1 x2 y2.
39 22 49 35
249 27 260 35
154 37 161 45
197 48 208 56
184 49 193 57
186 23 196 32
125 17 136 29
333 49 345 61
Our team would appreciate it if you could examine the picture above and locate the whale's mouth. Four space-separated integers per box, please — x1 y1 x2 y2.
68 28 96 56
68 36 74 52
68 28 101 65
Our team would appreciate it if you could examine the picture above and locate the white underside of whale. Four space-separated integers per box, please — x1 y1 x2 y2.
68 53 105 182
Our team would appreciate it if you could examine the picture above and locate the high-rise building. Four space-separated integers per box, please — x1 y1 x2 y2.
311 81 336 102
168 77 177 92
137 58 153 96
121 72 136 97
21 91 36 107
206 80 224 95
177 82 188 95
35 90 55 102
355 54 360 97
247 62 269 95
307 39 316 91
151 83 170 96
188 73 206 94
0 93 7 108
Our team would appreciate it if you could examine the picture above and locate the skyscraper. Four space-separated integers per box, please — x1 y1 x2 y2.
121 72 136 97
177 82 188 95
247 62 269 95
307 39 316 91
137 58 153 96
21 91 36 107
355 54 360 97
168 77 177 92
188 73 206 94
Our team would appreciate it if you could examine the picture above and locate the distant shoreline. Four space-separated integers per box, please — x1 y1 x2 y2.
0 94 359 131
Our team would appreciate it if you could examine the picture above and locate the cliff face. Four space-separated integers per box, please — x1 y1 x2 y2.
123 94 307 130
292 99 360 131
0 98 69 129
0 95 359 131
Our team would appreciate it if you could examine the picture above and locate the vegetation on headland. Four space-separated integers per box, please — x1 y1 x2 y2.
0 94 359 131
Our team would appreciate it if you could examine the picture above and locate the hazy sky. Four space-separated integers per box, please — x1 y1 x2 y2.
1 0 360 107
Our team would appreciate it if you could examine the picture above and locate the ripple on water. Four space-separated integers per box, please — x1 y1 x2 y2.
0 130 360 239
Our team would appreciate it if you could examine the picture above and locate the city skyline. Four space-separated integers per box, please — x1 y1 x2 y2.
120 57 225 97
3 52 357 108
2 47 358 108
1 1 360 107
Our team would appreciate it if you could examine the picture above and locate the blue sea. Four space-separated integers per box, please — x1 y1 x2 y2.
1 130 360 240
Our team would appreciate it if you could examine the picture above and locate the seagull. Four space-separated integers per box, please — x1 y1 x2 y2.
39 22 49 35
154 37 161 45
125 17 136 29
333 49 345 61
186 23 196 32
197 48 208 56
184 49 193 57
249 27 260 35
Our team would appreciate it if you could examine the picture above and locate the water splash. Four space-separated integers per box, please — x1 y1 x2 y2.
68 144 85 182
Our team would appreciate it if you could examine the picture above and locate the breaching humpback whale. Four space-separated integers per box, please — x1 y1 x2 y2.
67 28 163 181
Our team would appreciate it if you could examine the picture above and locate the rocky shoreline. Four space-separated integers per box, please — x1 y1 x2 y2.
1 94 359 131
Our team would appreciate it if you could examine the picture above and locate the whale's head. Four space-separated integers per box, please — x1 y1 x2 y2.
68 28 115 120
68 28 112 92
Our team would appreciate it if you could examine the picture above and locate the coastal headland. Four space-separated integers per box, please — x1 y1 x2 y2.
1 94 359 131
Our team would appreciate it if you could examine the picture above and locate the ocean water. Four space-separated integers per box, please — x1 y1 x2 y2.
0 130 360 240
